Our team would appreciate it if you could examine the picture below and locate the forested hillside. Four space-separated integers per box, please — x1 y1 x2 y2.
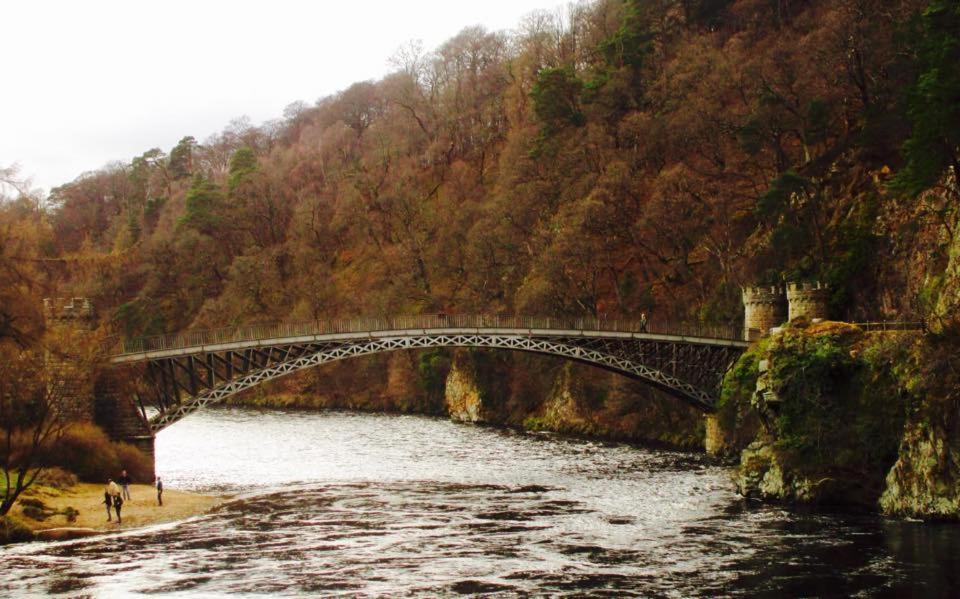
2 0 958 439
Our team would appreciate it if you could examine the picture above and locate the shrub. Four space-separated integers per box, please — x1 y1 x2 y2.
20 504 48 521
61 507 79 523
35 467 78 489
45 423 121 482
43 423 152 483
18 498 45 510
114 443 153 483
0 515 35 544
19 499 53 522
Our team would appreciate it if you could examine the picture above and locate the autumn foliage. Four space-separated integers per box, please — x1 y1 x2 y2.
2 0 957 427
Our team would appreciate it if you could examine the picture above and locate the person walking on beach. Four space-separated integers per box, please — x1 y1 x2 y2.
103 489 112 522
156 477 163 506
118 470 132 501
113 494 123 524
107 478 121 499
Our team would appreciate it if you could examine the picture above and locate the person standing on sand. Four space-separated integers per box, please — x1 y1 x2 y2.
113 494 123 524
107 478 121 499
103 490 112 521
118 470 131 501
156 477 163 506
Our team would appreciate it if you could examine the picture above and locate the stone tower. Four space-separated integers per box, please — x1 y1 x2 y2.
43 297 156 477
43 298 97 421
786 281 830 322
741 286 787 341
43 297 95 331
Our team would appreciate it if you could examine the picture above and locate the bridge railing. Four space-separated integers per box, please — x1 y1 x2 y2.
110 315 743 356
852 321 925 332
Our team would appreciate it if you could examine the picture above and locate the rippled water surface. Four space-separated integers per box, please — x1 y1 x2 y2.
3 408 959 597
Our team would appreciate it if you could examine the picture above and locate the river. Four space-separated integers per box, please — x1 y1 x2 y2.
2 408 958 597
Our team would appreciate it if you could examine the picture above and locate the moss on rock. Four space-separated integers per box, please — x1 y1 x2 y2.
444 352 486 423
732 323 917 508
881 421 960 520
711 341 765 457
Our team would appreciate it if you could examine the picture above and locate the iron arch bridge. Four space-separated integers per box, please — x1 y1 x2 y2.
108 315 748 433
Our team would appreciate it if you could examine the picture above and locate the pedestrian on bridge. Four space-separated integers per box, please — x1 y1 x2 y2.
640 313 648 332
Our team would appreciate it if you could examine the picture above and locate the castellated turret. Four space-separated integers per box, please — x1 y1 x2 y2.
786 282 830 322
741 286 787 341
43 297 95 330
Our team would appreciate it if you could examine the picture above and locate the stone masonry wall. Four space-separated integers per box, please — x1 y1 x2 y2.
786 282 830 322
43 298 96 423
742 286 787 341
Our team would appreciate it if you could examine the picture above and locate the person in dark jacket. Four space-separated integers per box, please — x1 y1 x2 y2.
118 470 131 501
156 477 163 506
103 490 112 521
113 494 123 524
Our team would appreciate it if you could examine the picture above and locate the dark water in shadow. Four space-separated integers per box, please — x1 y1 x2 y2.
2 409 958 597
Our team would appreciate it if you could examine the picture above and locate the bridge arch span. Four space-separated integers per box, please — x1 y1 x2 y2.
111 323 747 433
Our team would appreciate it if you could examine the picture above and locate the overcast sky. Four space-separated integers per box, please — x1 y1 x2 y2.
3 0 563 194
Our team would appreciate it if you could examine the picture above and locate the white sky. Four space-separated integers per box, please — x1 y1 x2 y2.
3 0 563 194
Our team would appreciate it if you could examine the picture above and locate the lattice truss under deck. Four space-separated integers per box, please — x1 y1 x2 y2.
136 334 744 432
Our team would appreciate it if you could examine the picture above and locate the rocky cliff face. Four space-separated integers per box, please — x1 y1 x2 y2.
444 353 486 423
525 363 597 435
736 439 815 503
736 438 882 508
881 422 960 520
725 320 960 519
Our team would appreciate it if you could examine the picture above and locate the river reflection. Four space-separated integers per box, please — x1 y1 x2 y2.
2 408 957 596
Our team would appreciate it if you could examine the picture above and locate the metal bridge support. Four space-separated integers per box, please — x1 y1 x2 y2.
125 332 746 432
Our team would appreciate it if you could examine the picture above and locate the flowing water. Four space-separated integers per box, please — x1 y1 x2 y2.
2 408 958 597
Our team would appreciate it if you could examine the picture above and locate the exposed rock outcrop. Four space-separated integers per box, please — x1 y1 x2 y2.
881 422 960 520
444 352 486 423
736 438 880 508
526 363 596 434
726 318 960 519
728 324 913 509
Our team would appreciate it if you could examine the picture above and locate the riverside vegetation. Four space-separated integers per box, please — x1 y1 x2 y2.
1 0 959 524
715 320 960 519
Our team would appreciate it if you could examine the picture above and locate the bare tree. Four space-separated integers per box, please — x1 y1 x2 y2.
0 330 100 515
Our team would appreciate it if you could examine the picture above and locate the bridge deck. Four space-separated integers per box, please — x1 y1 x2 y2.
107 314 747 363
110 328 750 364
110 327 749 364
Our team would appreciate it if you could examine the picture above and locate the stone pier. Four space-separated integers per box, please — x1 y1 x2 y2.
44 297 155 478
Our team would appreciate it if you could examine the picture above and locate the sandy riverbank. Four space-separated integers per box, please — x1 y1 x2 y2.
13 483 223 535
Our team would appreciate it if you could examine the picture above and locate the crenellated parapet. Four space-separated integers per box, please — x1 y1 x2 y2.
786 282 830 322
43 297 95 329
742 286 787 341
